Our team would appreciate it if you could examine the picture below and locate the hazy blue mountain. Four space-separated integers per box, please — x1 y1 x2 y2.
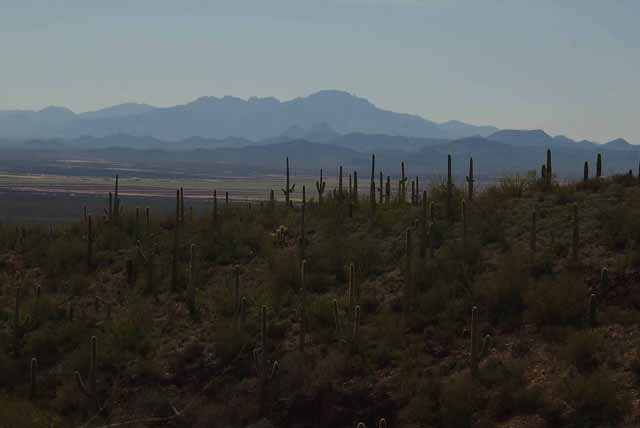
438 120 498 139
78 103 156 119
603 138 634 150
488 129 553 146
0 107 75 139
0 90 499 141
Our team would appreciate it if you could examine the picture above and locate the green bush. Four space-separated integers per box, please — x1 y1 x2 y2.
561 369 630 427
440 372 480 428
525 274 585 328
561 330 604 372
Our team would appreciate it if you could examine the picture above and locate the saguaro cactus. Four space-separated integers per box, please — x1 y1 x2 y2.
379 171 384 204
281 157 295 206
353 171 358 203
572 204 579 263
583 161 589 183
447 155 453 221
255 306 278 415
352 305 361 344
588 293 597 328
596 153 602 178
233 265 241 327
400 162 408 203
212 190 219 226
180 187 185 224
108 192 113 221
370 154 376 212
546 149 553 187
171 191 180 292
114 175 120 221
466 157 474 201
333 299 342 338
75 336 99 410
299 186 306 263
338 165 344 200
385 176 391 205
348 262 357 318
87 215 93 270
599 267 609 295
29 357 38 400
470 306 479 377
316 169 326 204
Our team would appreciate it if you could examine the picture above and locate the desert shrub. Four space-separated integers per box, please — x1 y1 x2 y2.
105 312 153 364
399 374 441 427
560 369 630 427
554 185 577 205
477 251 530 325
306 296 335 344
525 274 585 328
0 394 55 428
561 330 604 372
480 358 545 419
440 371 480 428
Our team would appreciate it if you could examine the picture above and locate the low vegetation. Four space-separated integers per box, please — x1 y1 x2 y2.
1 151 640 428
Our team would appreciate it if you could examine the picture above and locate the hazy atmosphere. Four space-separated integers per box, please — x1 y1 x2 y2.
2 0 638 143
4 3 640 428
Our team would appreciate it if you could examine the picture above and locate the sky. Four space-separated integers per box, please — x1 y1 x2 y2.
0 0 638 143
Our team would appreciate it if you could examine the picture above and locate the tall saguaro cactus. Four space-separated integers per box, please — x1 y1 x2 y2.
75 336 99 410
400 162 408 203
29 357 38 400
447 155 453 221
299 185 306 263
466 157 474 201
370 154 376 213
315 169 326 204
281 157 295 207
596 153 602 178
171 190 180 292
348 262 357 319
233 265 241 328
212 190 219 227
572 204 579 263
87 215 93 270
546 149 553 187
114 175 120 221
338 165 344 200
255 306 278 415
385 176 391 205
353 171 358 203
470 306 479 377
583 161 589 183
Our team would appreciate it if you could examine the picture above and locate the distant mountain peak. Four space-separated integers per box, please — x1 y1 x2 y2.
0 90 499 141
488 129 552 146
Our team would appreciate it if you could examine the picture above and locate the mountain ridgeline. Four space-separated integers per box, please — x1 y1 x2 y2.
0 90 496 141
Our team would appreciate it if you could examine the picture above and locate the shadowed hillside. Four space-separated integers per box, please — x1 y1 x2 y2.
2 150 640 427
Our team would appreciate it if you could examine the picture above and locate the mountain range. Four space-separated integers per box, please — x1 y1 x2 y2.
0 90 498 141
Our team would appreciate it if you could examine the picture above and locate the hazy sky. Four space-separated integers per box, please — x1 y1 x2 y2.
1 0 638 142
